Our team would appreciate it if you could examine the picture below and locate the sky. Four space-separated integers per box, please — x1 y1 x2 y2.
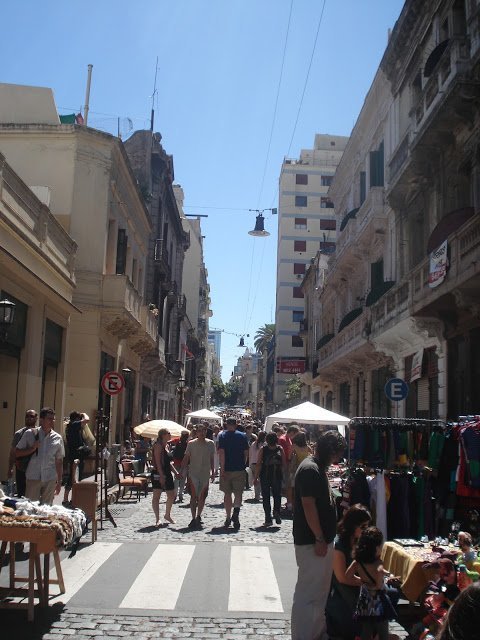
2 0 405 382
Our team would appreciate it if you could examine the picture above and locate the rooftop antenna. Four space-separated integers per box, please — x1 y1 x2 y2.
150 56 158 132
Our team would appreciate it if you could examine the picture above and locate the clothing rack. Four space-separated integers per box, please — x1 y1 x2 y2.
347 417 446 465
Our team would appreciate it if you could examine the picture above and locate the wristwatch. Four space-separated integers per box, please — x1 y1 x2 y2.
315 536 325 543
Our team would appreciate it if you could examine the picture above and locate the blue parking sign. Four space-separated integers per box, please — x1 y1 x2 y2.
384 378 409 402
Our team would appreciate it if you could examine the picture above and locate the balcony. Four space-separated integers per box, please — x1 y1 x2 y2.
128 305 159 356
335 188 386 263
369 214 480 335
413 38 470 139
101 274 142 338
318 312 368 370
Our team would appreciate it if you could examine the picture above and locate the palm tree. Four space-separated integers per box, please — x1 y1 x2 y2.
254 323 275 353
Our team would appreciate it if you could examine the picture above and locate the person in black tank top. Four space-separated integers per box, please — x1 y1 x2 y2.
253 432 286 526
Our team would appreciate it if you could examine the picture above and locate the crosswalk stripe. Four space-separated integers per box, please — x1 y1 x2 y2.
50 542 121 604
119 544 195 610
228 546 283 612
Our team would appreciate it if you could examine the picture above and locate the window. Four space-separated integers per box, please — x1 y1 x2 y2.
321 197 334 209
294 217 307 229
296 174 308 185
295 195 307 207
292 310 304 322
294 263 306 275
293 287 304 299
292 335 304 347
369 141 384 187
320 219 336 231
360 171 366 205
116 229 127 274
371 259 384 288
320 241 336 254
294 240 306 252
321 175 333 187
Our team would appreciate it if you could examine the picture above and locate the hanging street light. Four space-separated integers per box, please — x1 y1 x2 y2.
248 208 277 237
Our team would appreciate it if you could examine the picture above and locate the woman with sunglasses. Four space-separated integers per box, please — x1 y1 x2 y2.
326 504 372 640
152 428 178 526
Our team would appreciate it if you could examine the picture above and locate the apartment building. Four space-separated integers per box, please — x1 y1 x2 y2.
273 134 348 406
301 0 480 420
0 84 160 441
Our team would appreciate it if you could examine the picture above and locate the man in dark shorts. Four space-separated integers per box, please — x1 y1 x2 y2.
291 429 346 640
218 417 249 529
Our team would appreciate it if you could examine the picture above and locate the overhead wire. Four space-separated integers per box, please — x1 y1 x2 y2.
268 0 328 209
242 0 294 338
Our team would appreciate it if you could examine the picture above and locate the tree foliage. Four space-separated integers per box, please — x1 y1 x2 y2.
284 376 302 407
254 323 275 353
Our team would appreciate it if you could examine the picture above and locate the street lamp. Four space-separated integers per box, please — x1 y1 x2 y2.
248 208 277 237
177 376 186 425
0 299 16 341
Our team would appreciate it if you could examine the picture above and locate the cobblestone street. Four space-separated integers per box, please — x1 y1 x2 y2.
98 480 294 545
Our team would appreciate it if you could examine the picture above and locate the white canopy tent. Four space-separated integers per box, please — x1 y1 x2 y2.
264 401 349 435
184 408 223 429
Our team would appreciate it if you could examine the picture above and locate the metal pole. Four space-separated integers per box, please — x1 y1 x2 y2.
84 64 93 126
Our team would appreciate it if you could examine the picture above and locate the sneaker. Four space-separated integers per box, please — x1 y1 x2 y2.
188 518 197 528
195 516 203 528
274 512 282 524
263 519 273 527
178 495 183 503
224 516 231 528
232 509 240 530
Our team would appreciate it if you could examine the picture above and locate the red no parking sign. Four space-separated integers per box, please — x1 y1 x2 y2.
101 371 125 396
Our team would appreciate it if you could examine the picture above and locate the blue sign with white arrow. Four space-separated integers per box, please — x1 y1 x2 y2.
384 378 409 402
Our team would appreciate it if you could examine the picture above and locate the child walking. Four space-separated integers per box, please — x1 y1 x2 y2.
346 526 396 640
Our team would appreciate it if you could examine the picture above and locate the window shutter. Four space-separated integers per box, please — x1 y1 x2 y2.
417 377 429 411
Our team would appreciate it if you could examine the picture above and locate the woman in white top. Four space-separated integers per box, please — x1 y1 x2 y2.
248 430 266 501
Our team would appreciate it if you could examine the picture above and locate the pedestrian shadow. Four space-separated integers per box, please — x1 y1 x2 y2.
206 526 241 536
250 525 281 532
244 498 261 504
136 524 168 533
207 502 225 509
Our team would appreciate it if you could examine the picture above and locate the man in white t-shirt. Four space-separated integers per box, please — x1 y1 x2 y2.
182 424 215 529
16 407 65 505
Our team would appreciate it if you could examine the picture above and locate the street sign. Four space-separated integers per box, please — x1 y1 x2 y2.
384 377 409 402
101 371 125 396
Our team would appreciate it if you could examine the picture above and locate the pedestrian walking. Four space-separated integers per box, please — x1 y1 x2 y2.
181 424 215 528
218 416 249 530
172 431 189 502
63 411 90 504
254 431 286 526
7 409 38 497
151 428 178 526
16 407 65 505
279 425 299 513
291 429 346 640
248 430 266 501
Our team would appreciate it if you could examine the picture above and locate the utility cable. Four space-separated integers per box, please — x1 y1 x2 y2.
256 0 294 208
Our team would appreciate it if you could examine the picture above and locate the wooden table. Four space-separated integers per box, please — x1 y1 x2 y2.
0 524 65 621
382 541 437 603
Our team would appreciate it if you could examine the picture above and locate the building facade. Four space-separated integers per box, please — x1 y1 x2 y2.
0 85 161 442
274 134 348 406
0 153 77 480
124 131 191 422
301 0 480 421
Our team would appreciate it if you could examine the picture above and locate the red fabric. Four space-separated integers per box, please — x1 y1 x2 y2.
278 435 293 462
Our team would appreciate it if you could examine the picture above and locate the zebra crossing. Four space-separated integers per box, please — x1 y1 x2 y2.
48 541 296 616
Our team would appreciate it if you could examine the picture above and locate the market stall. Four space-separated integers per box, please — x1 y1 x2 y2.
184 408 224 429
0 497 87 620
263 401 350 433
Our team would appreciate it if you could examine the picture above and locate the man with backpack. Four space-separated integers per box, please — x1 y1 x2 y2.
7 409 38 497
